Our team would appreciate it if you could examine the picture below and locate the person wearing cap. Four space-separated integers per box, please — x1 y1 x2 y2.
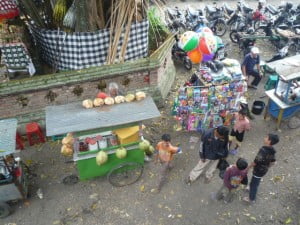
241 47 262 89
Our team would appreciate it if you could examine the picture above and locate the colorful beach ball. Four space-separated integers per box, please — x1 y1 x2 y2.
203 32 218 53
187 49 203 63
179 31 199 52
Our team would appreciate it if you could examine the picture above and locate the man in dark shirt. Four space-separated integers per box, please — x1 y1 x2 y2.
185 126 229 185
244 133 279 203
242 47 262 89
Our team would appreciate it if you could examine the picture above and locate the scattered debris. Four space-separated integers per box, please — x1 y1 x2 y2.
36 188 43 199
285 217 292 224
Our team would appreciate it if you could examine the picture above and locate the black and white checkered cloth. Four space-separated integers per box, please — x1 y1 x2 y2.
30 20 149 71
0 0 17 11
0 43 30 69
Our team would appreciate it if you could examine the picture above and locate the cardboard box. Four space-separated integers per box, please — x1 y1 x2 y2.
114 125 145 145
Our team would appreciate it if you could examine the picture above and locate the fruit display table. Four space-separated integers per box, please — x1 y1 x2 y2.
45 97 160 183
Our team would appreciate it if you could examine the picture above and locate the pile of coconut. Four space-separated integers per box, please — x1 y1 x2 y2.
82 91 146 109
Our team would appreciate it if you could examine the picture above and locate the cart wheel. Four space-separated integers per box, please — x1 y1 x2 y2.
107 162 143 187
63 175 79 185
0 202 12 218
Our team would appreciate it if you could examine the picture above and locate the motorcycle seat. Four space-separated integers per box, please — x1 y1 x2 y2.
266 4 278 15
224 3 234 15
243 6 253 14
188 6 198 17
205 5 217 14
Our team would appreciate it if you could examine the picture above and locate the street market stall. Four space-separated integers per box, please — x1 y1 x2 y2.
172 58 247 131
46 97 160 186
263 55 300 129
0 118 28 218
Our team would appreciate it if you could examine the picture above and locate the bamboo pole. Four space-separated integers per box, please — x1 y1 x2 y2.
96 0 105 29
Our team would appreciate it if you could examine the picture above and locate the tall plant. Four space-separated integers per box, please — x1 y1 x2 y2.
148 6 169 53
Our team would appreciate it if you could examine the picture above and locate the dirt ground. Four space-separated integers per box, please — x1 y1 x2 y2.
2 0 300 224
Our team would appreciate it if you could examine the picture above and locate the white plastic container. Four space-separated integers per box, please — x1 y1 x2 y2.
88 142 99 151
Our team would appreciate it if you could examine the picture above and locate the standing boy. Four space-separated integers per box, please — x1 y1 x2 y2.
213 158 248 203
155 134 181 192
244 133 279 203
229 109 251 155
186 126 229 185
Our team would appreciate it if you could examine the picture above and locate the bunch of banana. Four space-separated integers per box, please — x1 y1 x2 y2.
53 0 68 24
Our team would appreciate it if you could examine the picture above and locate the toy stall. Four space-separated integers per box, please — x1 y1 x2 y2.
264 55 300 129
46 95 160 186
172 58 247 132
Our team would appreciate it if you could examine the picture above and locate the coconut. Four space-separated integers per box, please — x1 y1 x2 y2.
104 97 115 105
116 147 127 159
139 139 150 151
125 94 135 102
61 145 73 157
135 91 146 101
93 98 104 107
145 145 155 156
114 96 125 104
82 99 94 109
96 151 108 166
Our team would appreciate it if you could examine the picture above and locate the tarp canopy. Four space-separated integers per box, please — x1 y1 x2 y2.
266 55 300 81
0 118 17 157
46 97 161 136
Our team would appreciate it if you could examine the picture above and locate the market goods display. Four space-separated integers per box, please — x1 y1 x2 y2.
82 99 93 109
115 96 125 104
115 147 127 159
93 98 105 107
173 59 247 132
104 97 115 105
135 92 146 101
96 151 108 166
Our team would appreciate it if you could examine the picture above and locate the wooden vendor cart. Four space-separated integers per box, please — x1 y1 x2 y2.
45 97 160 187
264 55 300 129
0 118 29 218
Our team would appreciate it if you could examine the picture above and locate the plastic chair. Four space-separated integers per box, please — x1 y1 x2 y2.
26 122 45 146
16 132 24 150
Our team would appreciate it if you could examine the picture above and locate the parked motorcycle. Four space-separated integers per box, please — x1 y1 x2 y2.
266 45 289 62
172 35 193 70
204 3 227 36
165 7 186 32
185 5 206 31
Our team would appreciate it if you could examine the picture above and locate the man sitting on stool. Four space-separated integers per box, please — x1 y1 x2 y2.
242 47 262 89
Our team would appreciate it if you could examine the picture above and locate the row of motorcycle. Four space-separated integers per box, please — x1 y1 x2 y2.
168 1 300 68
165 1 300 37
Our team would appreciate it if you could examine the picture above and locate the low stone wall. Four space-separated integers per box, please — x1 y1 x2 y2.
0 36 176 130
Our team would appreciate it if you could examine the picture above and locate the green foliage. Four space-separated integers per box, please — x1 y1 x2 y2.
147 7 170 53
